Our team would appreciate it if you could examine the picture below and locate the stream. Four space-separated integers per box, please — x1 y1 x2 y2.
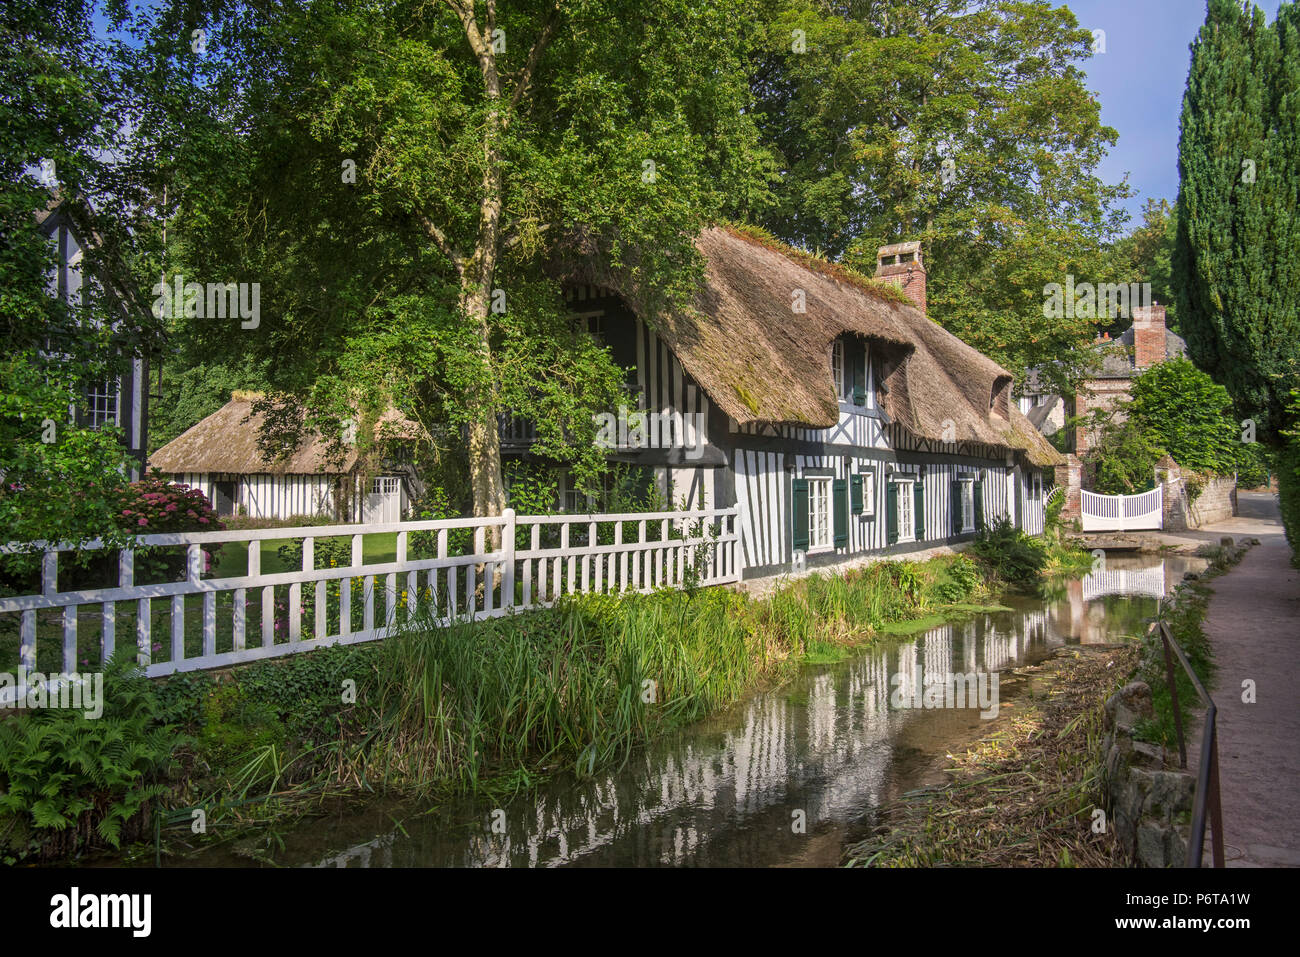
172 553 1205 868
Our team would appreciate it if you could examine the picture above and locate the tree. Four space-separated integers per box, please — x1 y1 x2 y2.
1081 357 1253 495
0 0 157 552
1127 357 1246 475
131 0 775 519
1110 197 1178 335
1175 0 1300 440
747 0 1131 387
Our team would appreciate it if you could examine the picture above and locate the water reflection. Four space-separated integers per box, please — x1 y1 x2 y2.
192 556 1203 868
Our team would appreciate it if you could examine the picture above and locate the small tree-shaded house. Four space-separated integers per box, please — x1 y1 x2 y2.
149 395 421 522
529 227 1063 579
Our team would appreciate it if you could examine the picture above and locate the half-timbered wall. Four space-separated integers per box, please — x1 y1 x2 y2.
172 472 339 520
560 287 1049 580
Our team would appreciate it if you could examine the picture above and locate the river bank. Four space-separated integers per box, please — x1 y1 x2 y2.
4 550 1012 865
128 551 1194 868
843 642 1138 867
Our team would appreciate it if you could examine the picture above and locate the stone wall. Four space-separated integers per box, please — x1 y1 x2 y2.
1102 680 1195 867
1162 471 1238 532
1056 454 1082 522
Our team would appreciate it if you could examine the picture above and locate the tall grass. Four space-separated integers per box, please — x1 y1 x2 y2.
358 554 988 792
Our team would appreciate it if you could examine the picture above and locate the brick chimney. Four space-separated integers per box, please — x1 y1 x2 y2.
1132 304 1167 370
874 241 926 313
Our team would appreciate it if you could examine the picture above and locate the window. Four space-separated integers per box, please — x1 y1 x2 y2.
576 311 605 344
372 476 400 496
831 339 846 399
808 477 832 551
84 379 118 428
959 480 974 532
559 470 593 514
896 480 915 542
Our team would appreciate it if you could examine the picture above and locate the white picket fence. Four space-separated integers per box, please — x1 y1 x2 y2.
1080 486 1163 532
0 506 740 696
1080 564 1167 602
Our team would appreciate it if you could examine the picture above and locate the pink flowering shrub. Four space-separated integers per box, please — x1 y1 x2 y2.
117 476 221 533
115 474 226 583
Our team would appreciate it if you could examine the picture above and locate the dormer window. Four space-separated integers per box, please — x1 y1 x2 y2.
832 339 846 398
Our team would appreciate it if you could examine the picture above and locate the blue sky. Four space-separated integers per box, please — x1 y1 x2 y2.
1063 0 1287 227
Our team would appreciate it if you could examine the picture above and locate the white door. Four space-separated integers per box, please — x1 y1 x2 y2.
363 476 402 524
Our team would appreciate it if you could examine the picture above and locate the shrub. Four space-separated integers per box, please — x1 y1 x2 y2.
115 474 225 583
970 518 1047 585
1279 392 1300 565
0 657 181 862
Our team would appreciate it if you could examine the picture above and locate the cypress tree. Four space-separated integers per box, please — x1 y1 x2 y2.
1175 0 1299 439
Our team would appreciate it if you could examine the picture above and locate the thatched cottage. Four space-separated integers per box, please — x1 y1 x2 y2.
149 394 422 522
534 226 1064 578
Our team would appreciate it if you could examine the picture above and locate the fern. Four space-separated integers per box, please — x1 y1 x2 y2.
0 656 183 860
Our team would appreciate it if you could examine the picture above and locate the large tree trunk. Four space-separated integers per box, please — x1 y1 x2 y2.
460 0 509 521
460 282 506 520
446 0 559 521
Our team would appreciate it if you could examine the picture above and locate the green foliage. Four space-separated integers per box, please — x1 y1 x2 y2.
750 0 1130 385
0 657 181 862
1126 358 1246 475
1109 198 1179 334
1084 415 1165 496
1080 358 1255 494
146 357 271 453
0 355 137 581
135 0 775 514
1235 441 1272 489
503 462 559 516
1135 588 1216 750
1175 0 1300 439
1 2 167 558
970 518 1047 586
1278 392 1300 563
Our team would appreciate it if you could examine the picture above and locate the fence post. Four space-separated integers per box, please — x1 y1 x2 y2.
501 507 516 612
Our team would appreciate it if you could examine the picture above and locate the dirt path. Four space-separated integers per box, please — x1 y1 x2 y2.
1199 492 1300 867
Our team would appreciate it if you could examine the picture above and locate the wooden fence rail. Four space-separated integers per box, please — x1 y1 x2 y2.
0 506 740 699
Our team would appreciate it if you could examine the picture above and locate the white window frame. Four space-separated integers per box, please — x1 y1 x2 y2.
808 476 833 552
895 478 916 543
831 339 846 400
958 479 975 533
372 476 400 496
860 466 876 516
84 378 119 429
558 470 594 514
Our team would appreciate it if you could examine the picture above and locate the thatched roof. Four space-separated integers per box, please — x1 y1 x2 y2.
149 397 422 475
566 226 1063 469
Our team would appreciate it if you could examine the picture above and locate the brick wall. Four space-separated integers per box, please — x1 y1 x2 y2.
1073 379 1133 455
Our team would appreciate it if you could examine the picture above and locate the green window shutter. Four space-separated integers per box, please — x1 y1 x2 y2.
973 480 985 530
792 479 810 551
914 480 925 540
951 481 962 536
852 346 867 404
833 478 849 547
850 474 864 514
886 482 899 545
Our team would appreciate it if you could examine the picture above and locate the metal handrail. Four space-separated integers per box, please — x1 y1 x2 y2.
1151 618 1225 867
